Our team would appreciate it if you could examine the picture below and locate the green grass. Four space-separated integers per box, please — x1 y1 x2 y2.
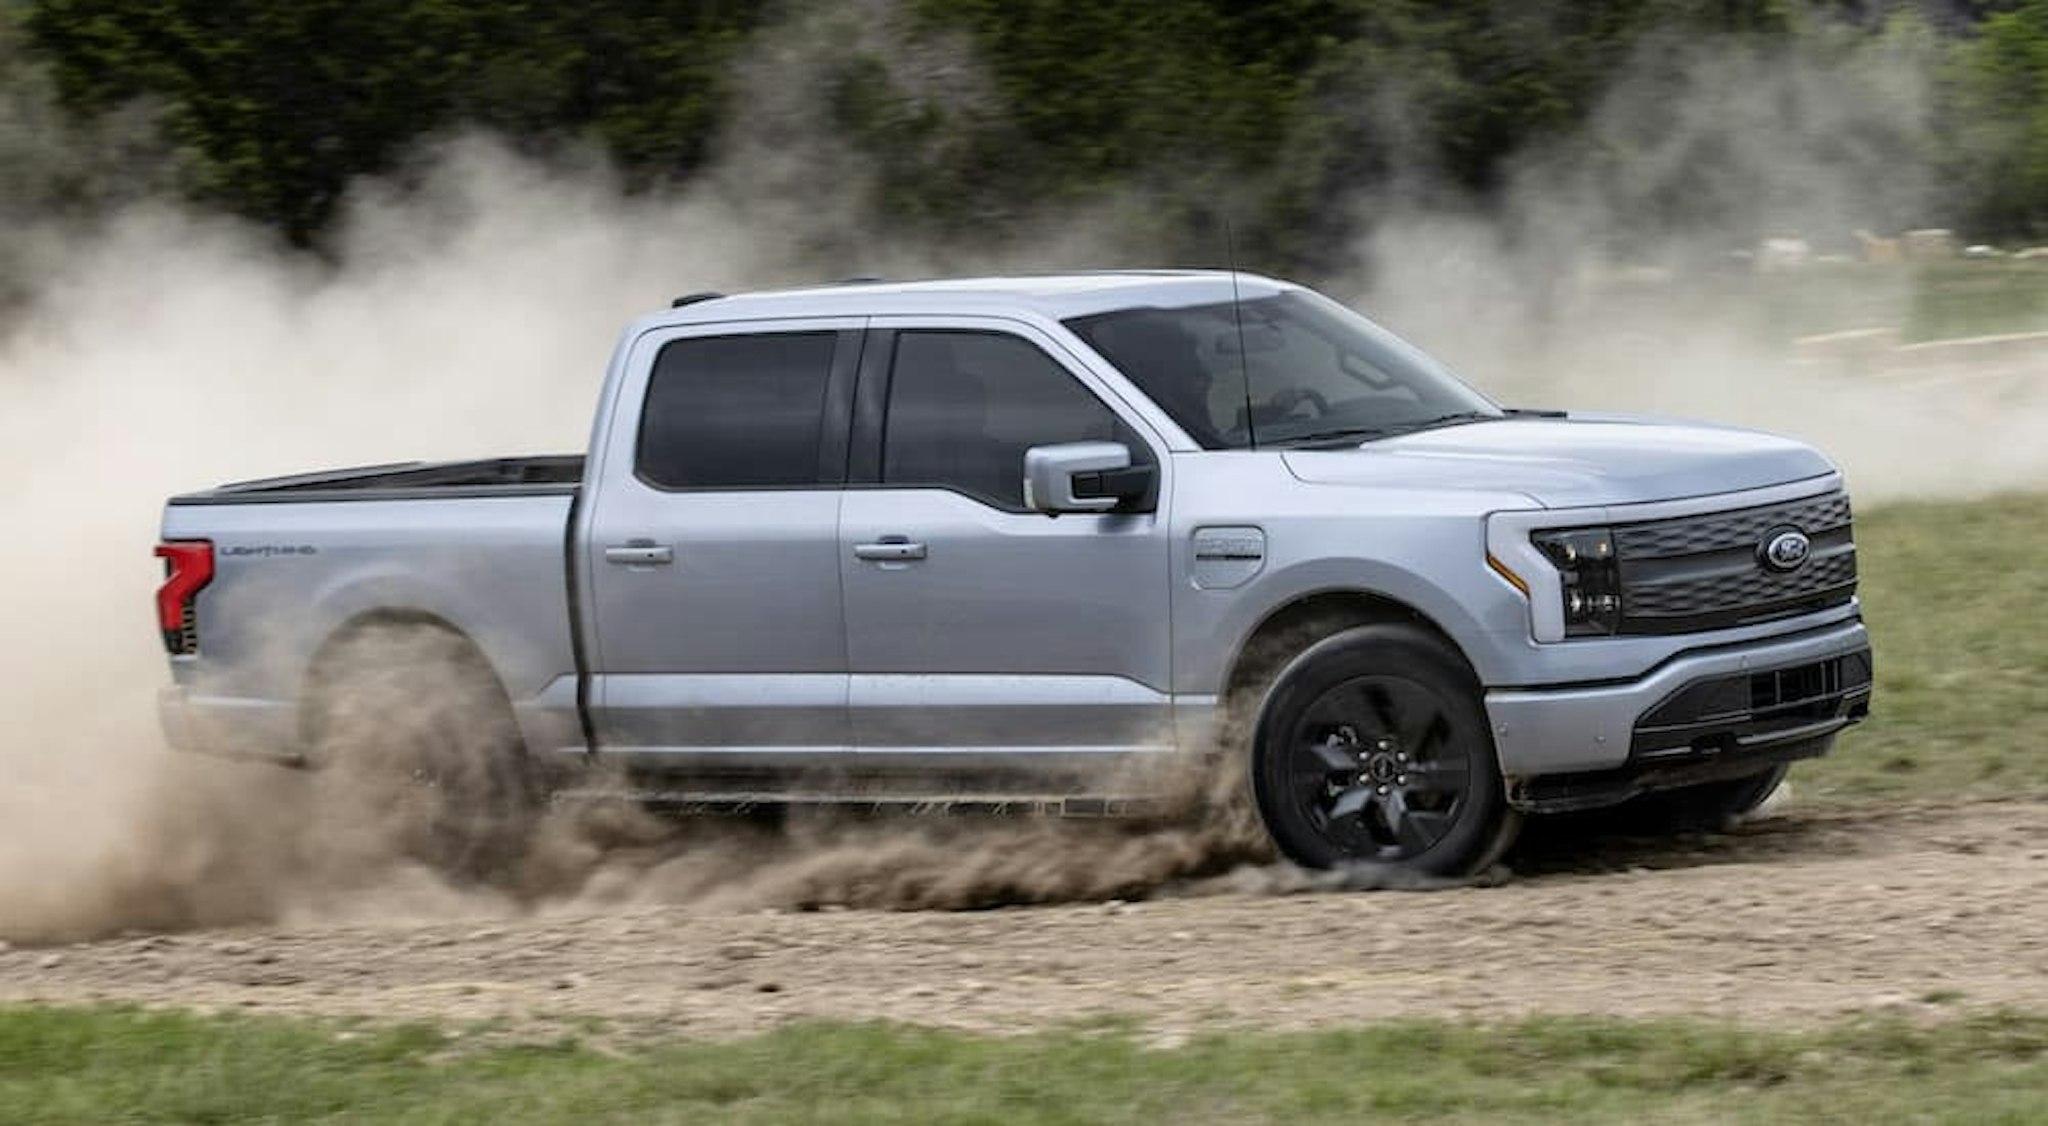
1795 492 2048 802
1903 260 2048 343
5 1005 2048 1123
1769 260 2048 343
1590 259 2048 345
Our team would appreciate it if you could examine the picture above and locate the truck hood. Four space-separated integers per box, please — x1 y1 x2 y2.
1280 415 1835 509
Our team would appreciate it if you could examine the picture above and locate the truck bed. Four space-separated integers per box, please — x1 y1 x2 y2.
159 479 587 763
168 456 585 505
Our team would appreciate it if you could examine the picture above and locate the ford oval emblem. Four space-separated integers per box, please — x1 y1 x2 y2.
1759 528 1812 573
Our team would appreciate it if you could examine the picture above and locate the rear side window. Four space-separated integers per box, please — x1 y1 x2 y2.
638 332 838 489
882 330 1147 511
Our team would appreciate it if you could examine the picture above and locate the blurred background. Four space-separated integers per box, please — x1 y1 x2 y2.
4 0 2046 488
6 0 2047 270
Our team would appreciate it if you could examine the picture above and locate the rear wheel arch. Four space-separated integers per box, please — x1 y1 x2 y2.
298 610 520 751
295 608 539 881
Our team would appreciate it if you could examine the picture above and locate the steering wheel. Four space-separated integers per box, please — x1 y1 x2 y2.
1265 387 1331 418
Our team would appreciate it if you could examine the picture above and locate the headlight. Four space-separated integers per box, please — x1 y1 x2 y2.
1532 528 1620 636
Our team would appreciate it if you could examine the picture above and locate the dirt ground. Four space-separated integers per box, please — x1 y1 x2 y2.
4 797 2046 1039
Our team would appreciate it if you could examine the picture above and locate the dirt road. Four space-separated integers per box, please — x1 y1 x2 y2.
4 798 2046 1038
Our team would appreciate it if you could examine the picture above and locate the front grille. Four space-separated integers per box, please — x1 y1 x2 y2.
1615 493 1851 559
1614 491 1857 634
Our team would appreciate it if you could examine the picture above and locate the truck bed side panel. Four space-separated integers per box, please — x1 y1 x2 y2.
159 493 583 760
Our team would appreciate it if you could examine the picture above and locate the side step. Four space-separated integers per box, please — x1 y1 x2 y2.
547 789 1161 819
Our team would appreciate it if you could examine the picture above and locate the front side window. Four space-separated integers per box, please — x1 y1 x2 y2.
638 332 838 488
882 330 1148 511
1066 290 1499 449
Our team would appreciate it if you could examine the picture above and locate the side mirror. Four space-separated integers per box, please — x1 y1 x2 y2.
1023 441 1153 514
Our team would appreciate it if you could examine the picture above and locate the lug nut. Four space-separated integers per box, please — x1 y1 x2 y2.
1396 775 1408 785
1376 785 1389 795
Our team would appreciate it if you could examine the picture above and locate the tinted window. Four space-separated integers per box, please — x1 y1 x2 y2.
638 332 838 488
1066 290 1497 449
883 331 1145 510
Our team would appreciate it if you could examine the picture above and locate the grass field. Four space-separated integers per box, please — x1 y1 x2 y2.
1902 260 2048 342
6 1004 2048 1124
1590 258 2048 345
1797 491 2048 801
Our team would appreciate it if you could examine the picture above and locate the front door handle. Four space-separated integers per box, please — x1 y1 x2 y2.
854 538 927 562
604 540 674 566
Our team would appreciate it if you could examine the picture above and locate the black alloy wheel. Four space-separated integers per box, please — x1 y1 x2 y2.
1252 624 1518 876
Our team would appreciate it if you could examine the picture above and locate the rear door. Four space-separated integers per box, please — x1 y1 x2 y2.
837 319 1175 777
582 318 862 771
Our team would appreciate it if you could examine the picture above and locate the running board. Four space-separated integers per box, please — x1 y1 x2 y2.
548 789 1161 818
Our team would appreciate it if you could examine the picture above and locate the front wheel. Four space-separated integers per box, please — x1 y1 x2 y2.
1250 624 1519 876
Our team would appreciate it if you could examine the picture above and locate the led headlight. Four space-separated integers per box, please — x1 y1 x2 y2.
1531 527 1621 636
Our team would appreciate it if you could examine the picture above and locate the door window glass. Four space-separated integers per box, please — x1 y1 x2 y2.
883 331 1147 510
637 332 838 488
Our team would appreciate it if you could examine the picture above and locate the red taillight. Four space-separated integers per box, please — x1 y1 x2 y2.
155 540 214 655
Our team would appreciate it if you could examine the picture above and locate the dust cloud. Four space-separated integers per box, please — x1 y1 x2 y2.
1338 25 2048 498
1 12 2040 944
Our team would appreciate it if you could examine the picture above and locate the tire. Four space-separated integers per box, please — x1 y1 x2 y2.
302 623 538 881
1250 623 1520 876
1620 762 1791 833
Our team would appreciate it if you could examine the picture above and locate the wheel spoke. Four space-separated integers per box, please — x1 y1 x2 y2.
1300 691 1360 733
1361 682 1401 740
1386 790 1452 854
1327 786 1372 823
1379 678 1447 751
1302 740 1357 774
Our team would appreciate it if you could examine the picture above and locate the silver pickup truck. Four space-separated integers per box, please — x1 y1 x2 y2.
155 271 1872 876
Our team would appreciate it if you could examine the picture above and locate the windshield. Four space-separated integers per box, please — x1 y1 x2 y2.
1065 289 1499 449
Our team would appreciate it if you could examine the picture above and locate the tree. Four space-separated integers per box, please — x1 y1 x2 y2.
1944 0 2048 238
27 0 762 243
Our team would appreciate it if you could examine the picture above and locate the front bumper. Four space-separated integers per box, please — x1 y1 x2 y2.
1486 619 1871 810
158 684 305 764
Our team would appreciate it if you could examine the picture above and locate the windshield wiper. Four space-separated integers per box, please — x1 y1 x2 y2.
1281 411 1500 448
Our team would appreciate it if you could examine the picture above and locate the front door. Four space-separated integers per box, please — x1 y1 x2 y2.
838 321 1174 781
583 320 862 772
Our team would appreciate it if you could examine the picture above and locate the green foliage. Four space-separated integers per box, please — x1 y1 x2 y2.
1943 0 2048 239
25 0 764 243
873 1 1863 268
13 0 2048 256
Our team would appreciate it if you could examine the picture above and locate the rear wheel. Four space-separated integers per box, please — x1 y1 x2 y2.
302 623 538 881
1250 624 1519 876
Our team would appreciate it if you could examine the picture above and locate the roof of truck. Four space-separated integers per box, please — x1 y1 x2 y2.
651 270 1300 327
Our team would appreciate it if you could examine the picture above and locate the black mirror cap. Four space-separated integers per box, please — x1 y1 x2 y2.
1070 463 1158 512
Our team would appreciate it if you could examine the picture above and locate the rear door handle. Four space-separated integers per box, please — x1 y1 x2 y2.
854 538 927 562
604 540 674 566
